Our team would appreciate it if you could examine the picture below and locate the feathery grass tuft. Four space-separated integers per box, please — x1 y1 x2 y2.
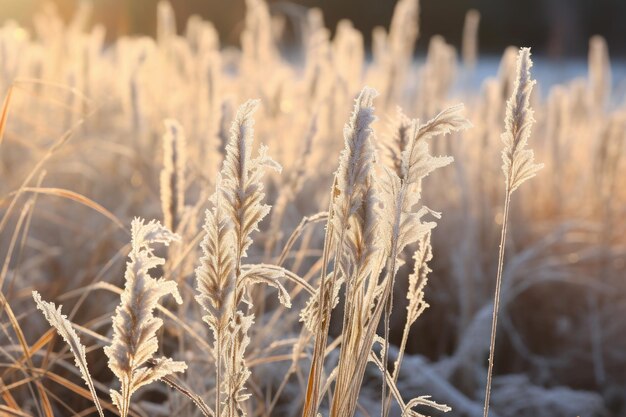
484 47 543 417
500 48 544 192
302 86 379 417
32 291 105 417
104 218 186 417
196 98 288 417
221 99 282 260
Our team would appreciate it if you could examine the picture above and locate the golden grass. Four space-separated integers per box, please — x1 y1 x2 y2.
0 1 623 417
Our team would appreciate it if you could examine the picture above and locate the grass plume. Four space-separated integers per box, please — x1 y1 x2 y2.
483 47 543 417
104 218 186 417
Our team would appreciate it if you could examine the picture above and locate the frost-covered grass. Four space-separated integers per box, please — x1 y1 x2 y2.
0 1 624 416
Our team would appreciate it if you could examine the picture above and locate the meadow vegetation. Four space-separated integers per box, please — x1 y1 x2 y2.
0 1 624 416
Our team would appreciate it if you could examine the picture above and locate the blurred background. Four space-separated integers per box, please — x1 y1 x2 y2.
2 0 626 58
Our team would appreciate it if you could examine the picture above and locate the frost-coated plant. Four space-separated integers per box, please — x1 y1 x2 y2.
11 0 624 416
196 99 290 417
483 47 544 417
195 176 237 416
160 118 187 232
302 86 379 417
104 218 186 417
32 291 105 417
376 103 470 417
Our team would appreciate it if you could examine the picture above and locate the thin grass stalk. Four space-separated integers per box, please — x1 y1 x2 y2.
336 273 392 416
32 292 105 417
482 190 509 417
277 212 328 267
379 186 405 417
483 47 542 417
383 232 431 416
216 327 222 417
379 106 470 417
302 179 336 417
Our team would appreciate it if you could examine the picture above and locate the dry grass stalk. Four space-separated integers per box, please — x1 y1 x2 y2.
483 47 543 417
383 231 433 415
32 291 105 417
160 118 187 232
588 36 611 112
377 104 470 417
382 0 419 103
222 312 254 417
330 178 386 417
462 10 480 70
196 99 289 417
322 93 469 417
195 175 237 417
104 218 186 417
302 86 378 417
